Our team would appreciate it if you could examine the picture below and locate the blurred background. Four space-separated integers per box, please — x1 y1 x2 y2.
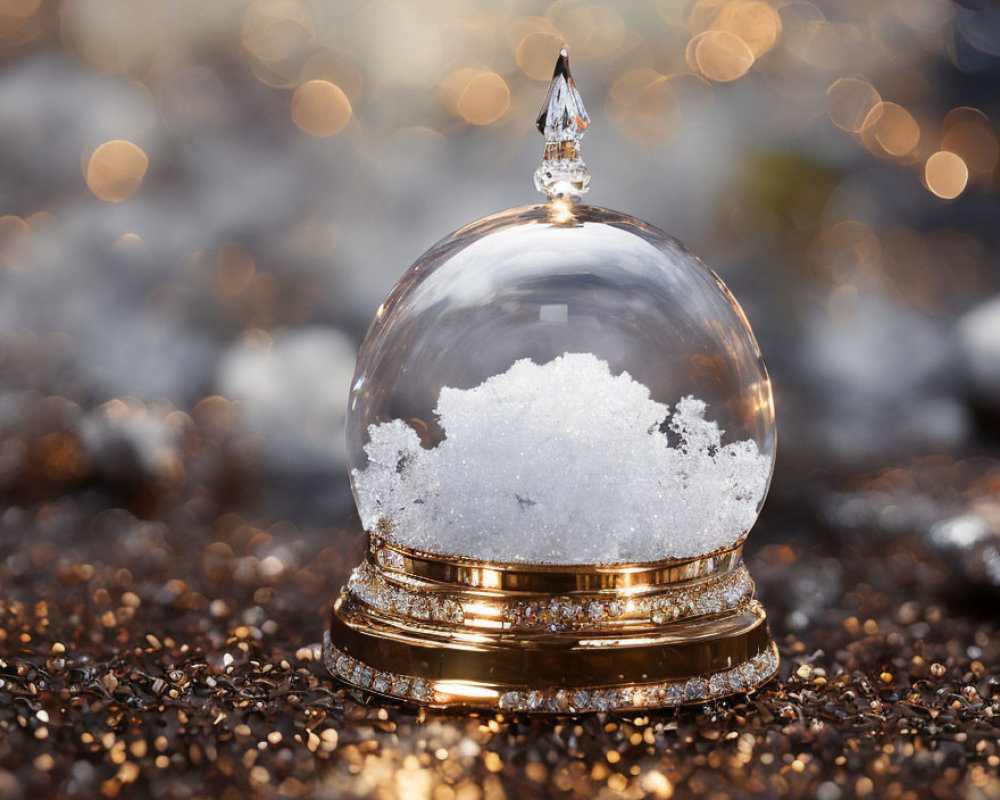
1 0 1000 610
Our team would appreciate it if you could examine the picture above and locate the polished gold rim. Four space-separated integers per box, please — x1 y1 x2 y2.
332 595 770 685
325 601 778 712
369 534 746 592
324 634 779 713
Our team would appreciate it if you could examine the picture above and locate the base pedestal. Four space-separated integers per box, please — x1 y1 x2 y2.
324 536 778 713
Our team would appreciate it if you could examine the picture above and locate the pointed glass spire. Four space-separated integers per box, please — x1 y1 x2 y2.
536 49 590 142
533 49 591 200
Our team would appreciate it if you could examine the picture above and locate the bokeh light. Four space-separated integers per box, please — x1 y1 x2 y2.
453 70 509 126
608 69 682 143
693 30 755 82
870 102 921 157
941 108 999 175
84 140 148 202
925 150 968 199
712 0 782 58
825 77 882 133
290 79 351 137
516 31 564 80
550 4 626 61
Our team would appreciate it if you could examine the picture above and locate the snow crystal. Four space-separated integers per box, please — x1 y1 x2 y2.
352 353 770 564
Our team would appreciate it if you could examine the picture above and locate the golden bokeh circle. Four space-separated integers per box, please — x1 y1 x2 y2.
441 68 484 117
516 31 564 80
456 72 510 126
924 151 968 200
713 0 782 58
825 77 882 133
85 140 149 203
689 0 731 32
870 102 920 157
685 32 710 74
291 80 352 137
941 108 999 174
694 30 755 82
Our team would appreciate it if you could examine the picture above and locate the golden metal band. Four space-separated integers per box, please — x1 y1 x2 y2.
369 536 746 592
350 559 754 633
332 595 770 686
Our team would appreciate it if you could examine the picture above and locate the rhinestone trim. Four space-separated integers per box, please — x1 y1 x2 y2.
323 630 778 713
347 560 753 631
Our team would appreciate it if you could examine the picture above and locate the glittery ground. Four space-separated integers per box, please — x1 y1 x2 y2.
1 499 999 800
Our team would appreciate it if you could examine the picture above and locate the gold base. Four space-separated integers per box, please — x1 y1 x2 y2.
325 536 778 713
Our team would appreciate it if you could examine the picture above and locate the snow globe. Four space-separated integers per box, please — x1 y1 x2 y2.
325 51 778 713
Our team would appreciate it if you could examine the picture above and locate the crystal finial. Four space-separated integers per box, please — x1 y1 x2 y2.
533 49 591 199
535 49 590 141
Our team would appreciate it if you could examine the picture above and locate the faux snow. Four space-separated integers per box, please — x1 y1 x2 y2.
352 353 769 564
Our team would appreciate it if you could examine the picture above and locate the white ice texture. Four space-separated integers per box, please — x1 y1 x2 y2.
353 353 769 564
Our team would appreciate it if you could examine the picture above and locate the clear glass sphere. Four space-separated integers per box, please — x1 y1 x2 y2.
347 202 775 565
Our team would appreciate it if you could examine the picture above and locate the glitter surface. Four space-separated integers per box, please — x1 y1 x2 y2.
353 354 770 563
1 499 999 799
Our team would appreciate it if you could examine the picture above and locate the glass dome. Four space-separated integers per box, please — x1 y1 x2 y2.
346 201 775 565
328 51 780 716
